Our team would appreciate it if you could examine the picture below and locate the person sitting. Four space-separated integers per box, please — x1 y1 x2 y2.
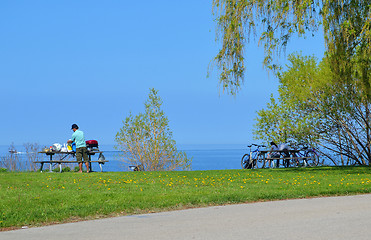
268 141 290 168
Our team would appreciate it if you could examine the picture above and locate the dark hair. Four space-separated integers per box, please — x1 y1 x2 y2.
71 124 79 129
270 141 277 147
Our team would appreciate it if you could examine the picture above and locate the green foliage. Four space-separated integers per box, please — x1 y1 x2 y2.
52 166 71 173
253 95 289 144
323 0 371 101
115 88 192 171
51 167 72 173
211 0 370 96
254 53 371 165
2 167 371 229
254 54 323 145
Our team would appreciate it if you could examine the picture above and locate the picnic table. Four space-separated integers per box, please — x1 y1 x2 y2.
259 149 299 158
258 149 309 167
35 150 108 172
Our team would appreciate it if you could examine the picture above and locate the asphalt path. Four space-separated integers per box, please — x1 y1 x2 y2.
2 194 371 240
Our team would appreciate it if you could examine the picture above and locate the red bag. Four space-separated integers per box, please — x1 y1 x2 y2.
86 140 98 148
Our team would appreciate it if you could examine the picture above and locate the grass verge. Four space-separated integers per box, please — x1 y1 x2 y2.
1 166 371 230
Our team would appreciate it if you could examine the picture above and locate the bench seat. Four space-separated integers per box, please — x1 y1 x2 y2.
33 160 109 173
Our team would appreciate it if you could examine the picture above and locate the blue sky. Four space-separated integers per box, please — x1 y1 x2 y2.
0 1 325 147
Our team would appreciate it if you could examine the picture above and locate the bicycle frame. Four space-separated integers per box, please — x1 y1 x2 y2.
241 144 266 169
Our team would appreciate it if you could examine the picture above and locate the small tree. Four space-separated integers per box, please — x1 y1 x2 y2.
0 143 20 171
115 88 191 171
24 142 41 171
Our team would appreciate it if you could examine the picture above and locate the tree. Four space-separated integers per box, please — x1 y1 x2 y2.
211 0 370 96
115 88 192 171
255 54 324 146
254 53 371 165
24 142 41 171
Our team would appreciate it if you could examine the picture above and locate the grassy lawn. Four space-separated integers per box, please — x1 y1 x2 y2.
1 166 371 230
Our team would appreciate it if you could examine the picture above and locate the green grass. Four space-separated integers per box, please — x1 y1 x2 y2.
1 166 371 230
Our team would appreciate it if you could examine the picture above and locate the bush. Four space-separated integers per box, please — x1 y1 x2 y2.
52 166 72 172
62 166 71 172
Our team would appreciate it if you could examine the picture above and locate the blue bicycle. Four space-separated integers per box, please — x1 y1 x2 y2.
241 144 266 169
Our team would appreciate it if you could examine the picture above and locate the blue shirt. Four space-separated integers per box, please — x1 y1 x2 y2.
71 130 86 148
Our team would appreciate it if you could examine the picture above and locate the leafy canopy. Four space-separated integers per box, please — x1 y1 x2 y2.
254 53 371 165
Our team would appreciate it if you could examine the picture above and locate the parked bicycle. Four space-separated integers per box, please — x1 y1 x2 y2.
241 144 266 169
290 144 320 167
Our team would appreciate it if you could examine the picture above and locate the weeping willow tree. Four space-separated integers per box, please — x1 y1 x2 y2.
211 0 370 98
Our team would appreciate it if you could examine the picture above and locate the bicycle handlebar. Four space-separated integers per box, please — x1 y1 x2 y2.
247 144 266 148
291 144 313 151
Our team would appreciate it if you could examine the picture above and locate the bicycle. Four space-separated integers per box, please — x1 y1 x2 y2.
290 144 320 167
241 144 266 169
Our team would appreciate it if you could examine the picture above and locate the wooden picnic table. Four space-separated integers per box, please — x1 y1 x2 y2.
259 149 299 158
259 149 309 159
257 149 310 168
35 150 108 172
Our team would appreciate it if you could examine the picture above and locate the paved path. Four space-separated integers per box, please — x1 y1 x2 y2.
2 194 371 240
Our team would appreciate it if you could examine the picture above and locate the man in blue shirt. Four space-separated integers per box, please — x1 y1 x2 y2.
68 124 90 173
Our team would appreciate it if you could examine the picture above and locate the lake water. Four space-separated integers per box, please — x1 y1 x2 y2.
0 144 247 172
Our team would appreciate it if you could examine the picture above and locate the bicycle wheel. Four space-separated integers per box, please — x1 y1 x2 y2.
305 151 319 167
241 154 252 169
254 154 266 169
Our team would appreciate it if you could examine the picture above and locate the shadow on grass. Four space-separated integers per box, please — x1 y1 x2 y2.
249 165 371 174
